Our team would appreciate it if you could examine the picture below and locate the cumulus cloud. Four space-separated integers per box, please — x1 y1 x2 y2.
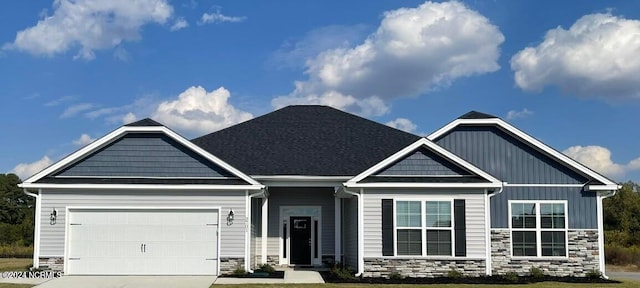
272 1 504 116
3 0 173 60
122 112 137 124
199 10 246 25
506 108 533 120
153 86 253 136
386 118 418 134
72 134 96 146
511 13 640 100
170 17 189 31
11 156 53 180
60 103 94 118
563 145 640 180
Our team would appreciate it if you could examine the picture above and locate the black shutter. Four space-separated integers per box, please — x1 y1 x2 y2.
454 199 466 257
382 199 394 256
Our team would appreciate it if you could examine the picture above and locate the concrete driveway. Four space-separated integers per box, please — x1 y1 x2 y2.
34 276 216 288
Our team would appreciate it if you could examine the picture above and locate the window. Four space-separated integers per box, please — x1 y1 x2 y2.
510 201 567 257
396 200 453 256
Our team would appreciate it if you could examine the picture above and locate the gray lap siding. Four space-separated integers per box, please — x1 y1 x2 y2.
38 189 247 261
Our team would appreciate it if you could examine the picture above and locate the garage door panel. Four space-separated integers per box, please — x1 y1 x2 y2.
67 209 218 275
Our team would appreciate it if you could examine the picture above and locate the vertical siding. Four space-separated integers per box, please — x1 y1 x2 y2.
55 133 234 178
491 186 597 229
375 148 470 176
342 197 358 269
266 187 335 258
362 189 486 258
250 198 262 267
39 189 247 258
435 126 588 184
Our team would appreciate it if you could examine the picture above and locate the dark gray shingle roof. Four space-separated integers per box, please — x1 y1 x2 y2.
458 111 497 119
192 105 421 176
125 118 164 127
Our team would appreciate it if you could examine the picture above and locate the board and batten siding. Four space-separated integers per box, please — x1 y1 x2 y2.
342 196 358 269
362 189 486 258
434 126 589 184
374 148 471 176
55 133 233 178
38 189 247 258
266 187 335 258
491 186 597 229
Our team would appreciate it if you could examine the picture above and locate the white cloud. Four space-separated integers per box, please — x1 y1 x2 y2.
72 134 96 146
199 10 246 25
122 112 137 124
153 86 253 136
386 118 417 133
170 17 189 31
4 0 173 60
506 108 533 120
61 103 94 118
563 145 640 180
272 1 504 116
11 156 53 180
511 13 640 100
45 95 75 106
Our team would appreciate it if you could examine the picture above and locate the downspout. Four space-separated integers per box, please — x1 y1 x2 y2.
23 189 40 269
485 183 505 276
342 187 363 277
598 188 618 279
246 187 267 272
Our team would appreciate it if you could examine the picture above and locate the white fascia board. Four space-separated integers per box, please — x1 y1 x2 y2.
428 118 618 187
345 138 501 186
22 125 263 187
587 184 622 191
19 183 263 190
252 175 352 181
343 182 503 189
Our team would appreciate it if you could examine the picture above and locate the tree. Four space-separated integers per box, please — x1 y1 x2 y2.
0 173 33 225
603 181 640 246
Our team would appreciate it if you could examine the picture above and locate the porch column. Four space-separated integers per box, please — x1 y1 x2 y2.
334 195 341 264
261 197 268 264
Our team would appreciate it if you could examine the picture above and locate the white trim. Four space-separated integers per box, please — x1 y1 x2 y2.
52 175 236 180
278 206 322 266
20 125 263 188
393 198 455 257
19 183 262 190
23 189 41 269
245 190 251 272
597 190 616 278
484 190 491 276
346 138 502 187
504 184 585 187
345 182 502 189
428 118 618 187
358 189 364 276
253 175 352 180
587 184 621 191
334 196 341 263
508 200 569 259
261 197 268 265
63 206 222 275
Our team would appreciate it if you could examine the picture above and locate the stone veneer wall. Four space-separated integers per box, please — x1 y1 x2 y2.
39 258 64 271
491 229 599 277
220 257 245 275
363 258 486 278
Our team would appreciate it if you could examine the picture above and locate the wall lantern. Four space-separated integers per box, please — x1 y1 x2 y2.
50 208 57 225
226 209 235 225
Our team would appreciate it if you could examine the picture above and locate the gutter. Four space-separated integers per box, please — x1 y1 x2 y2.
245 187 268 273
22 189 40 269
485 183 505 276
341 187 364 277
598 186 619 279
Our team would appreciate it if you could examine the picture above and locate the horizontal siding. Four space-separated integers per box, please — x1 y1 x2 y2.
375 148 469 176
56 133 233 178
266 187 335 258
342 197 358 269
39 189 246 258
362 189 486 258
491 186 597 229
435 126 588 184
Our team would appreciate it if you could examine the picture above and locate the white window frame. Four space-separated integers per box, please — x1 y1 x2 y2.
508 200 569 259
393 198 454 257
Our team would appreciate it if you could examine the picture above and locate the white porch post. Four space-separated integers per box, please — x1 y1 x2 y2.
261 197 268 264
334 196 341 264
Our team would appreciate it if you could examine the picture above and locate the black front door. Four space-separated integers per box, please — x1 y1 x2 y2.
290 216 311 264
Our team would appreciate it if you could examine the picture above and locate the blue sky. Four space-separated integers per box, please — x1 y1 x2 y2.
2 0 639 182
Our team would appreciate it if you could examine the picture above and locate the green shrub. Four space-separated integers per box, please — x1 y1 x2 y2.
447 268 463 279
0 245 33 258
256 263 276 274
586 268 602 279
388 271 403 280
330 263 355 280
230 267 247 277
529 266 544 279
605 244 640 266
502 271 519 283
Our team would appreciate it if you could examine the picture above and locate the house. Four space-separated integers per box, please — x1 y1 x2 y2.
19 105 619 277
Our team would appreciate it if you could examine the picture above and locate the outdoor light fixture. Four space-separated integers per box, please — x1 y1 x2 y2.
227 209 235 225
50 208 57 225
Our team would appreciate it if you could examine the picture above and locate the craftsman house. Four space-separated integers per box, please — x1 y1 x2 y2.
19 105 619 277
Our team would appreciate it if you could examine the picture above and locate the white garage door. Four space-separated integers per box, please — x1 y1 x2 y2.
66 208 218 275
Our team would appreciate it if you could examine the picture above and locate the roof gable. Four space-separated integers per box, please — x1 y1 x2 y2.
428 114 619 190
374 147 472 176
192 105 421 176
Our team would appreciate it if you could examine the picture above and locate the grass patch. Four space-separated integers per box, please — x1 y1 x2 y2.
0 246 32 259
0 284 33 288
211 279 640 287
0 258 31 272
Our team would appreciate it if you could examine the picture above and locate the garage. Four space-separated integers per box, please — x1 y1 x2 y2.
66 208 219 275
